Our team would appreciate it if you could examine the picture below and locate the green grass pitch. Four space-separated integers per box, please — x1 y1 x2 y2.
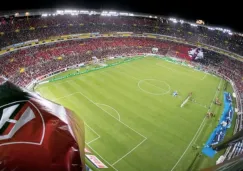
35 56 235 171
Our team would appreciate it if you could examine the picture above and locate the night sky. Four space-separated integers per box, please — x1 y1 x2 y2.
2 0 243 32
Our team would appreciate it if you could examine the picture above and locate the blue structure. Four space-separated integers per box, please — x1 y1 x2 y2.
202 92 234 158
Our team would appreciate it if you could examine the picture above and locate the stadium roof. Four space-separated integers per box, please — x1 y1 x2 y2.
0 8 238 36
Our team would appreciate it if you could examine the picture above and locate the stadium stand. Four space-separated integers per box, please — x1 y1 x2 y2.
2 37 242 94
0 38 181 86
0 14 243 56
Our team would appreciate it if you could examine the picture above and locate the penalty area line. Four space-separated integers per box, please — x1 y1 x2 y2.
95 103 121 121
112 137 147 166
86 136 101 145
84 122 101 145
86 143 119 171
67 80 148 167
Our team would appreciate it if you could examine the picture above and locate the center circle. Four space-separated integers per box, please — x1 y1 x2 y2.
138 79 171 95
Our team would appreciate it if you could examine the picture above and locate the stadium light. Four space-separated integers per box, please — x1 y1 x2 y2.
42 14 48 17
179 20 184 24
15 13 19 17
25 12 30 16
109 11 118 16
101 11 118 16
89 11 98 15
80 10 89 14
223 29 231 33
208 27 215 30
64 10 72 13
71 13 78 16
190 23 197 27
215 27 223 31
128 13 134 16
56 10 64 14
169 18 178 23
120 12 129 16
80 10 89 13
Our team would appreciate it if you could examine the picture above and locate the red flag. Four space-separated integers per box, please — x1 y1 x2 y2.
0 81 85 171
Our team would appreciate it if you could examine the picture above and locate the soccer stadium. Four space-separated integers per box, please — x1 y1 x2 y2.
0 9 243 171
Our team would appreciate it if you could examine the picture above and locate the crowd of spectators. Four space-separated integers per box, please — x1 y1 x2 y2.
1 15 243 55
0 38 174 86
0 37 242 97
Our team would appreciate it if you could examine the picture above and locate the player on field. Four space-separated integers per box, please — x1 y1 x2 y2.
173 91 178 97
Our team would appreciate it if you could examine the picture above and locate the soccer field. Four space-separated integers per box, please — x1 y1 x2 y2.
36 56 234 171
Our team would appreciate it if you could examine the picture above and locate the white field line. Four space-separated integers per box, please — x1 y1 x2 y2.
170 78 222 171
112 137 147 166
87 136 101 145
137 80 171 96
45 69 223 170
86 143 119 171
105 69 170 93
52 92 80 101
75 90 147 142
156 63 176 72
53 80 147 167
106 67 208 108
75 82 146 138
75 91 147 166
84 122 101 145
54 90 147 169
104 69 213 168
200 74 208 80
53 81 147 138
177 95 207 109
193 122 207 145
52 92 118 170
155 63 202 80
191 78 223 145
207 78 222 111
96 103 121 121
141 80 169 92
108 68 140 81
170 117 207 171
